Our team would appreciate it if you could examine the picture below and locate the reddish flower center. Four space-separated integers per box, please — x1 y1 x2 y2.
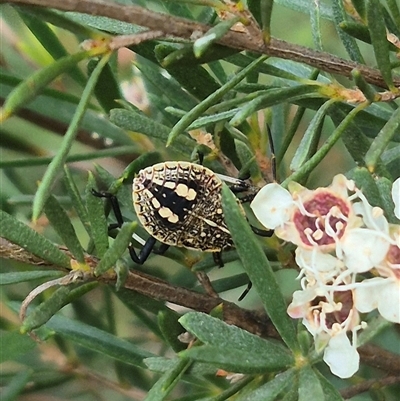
311 290 354 329
387 245 400 279
294 192 350 247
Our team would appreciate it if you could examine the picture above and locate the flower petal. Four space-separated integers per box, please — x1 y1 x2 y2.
323 332 359 378
341 228 390 272
377 280 400 323
354 277 385 313
250 183 293 229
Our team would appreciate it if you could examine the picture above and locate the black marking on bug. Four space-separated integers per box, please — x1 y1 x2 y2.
133 161 238 252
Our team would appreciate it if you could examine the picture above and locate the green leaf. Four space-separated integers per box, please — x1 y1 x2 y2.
290 99 336 171
221 185 299 352
283 103 369 186
137 57 197 111
229 85 321 127
376 176 399 223
237 368 296 401
332 0 364 63
260 0 274 42
227 54 303 81
0 71 132 146
1 370 32 401
158 310 186 352
0 271 64 285
310 0 323 50
155 44 222 99
298 366 324 401
179 312 294 373
0 50 93 121
144 357 192 401
89 58 122 112
181 345 285 374
346 167 382 208
358 315 391 347
386 0 400 27
95 222 137 275
194 17 241 58
0 331 36 363
63 165 91 234
21 282 97 333
44 194 85 263
365 106 400 171
16 6 104 39
351 69 378 102
351 0 366 20
86 172 110 258
339 21 371 45
109 108 196 154
274 0 333 20
0 146 141 168
166 56 268 146
32 54 111 221
0 210 70 269
366 0 395 89
314 370 344 400
18 9 86 85
117 151 163 188
45 313 155 367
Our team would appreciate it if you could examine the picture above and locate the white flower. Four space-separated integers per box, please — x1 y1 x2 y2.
250 183 294 229
392 177 400 220
287 281 362 378
323 330 360 379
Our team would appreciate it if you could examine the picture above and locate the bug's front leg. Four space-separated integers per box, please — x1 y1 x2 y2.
128 236 157 265
92 189 164 265
91 189 124 230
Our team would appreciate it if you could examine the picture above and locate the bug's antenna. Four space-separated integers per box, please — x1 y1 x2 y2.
266 124 277 182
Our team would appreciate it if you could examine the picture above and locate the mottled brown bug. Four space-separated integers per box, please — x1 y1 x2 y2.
93 161 271 266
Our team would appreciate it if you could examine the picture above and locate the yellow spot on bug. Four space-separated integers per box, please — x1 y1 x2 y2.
151 197 161 208
164 181 176 189
159 206 179 223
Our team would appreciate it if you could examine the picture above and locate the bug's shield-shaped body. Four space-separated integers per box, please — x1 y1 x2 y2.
133 161 236 252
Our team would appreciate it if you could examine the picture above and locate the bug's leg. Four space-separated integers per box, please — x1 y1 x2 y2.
91 189 124 229
197 151 204 165
266 124 277 182
238 170 251 181
229 182 251 194
213 251 224 268
250 225 273 237
92 189 159 265
238 281 252 301
128 236 157 265
154 243 169 255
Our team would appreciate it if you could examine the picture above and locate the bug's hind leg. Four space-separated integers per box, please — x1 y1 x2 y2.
92 189 159 265
128 236 157 265
91 189 124 229
238 281 252 301
250 225 273 237
213 251 224 268
154 243 169 255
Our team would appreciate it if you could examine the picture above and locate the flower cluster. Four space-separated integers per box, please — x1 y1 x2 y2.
250 175 400 379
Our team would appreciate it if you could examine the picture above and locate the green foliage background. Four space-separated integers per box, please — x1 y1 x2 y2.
1 0 400 400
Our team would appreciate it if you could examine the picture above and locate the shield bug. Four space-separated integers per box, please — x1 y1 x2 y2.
93 161 271 266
